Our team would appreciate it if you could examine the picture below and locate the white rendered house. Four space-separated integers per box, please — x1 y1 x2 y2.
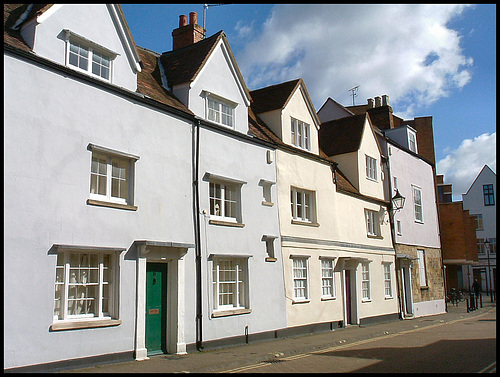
462 165 497 295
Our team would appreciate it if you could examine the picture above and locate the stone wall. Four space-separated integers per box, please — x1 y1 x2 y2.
396 244 445 303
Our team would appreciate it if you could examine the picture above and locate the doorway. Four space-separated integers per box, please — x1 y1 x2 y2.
145 262 167 355
345 269 354 325
402 266 413 316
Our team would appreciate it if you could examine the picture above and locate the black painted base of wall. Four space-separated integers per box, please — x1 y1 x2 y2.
5 312 399 372
4 351 135 373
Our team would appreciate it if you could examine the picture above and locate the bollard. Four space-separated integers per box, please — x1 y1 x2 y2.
466 298 470 313
480 293 483 308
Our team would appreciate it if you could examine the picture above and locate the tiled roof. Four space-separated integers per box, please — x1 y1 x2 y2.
4 4 52 52
250 79 302 114
136 46 193 115
160 31 223 88
335 167 359 195
319 113 367 157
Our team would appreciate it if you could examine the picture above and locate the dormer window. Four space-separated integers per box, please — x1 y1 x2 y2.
408 130 417 153
291 118 310 151
206 94 235 128
63 30 117 82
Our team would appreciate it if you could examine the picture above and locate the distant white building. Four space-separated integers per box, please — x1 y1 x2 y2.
462 165 497 296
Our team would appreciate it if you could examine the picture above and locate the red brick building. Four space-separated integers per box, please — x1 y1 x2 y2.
436 175 478 291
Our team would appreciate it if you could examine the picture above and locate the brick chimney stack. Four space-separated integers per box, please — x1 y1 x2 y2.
172 11 205 50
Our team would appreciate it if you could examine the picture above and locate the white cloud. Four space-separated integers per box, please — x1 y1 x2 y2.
436 133 496 200
236 4 474 115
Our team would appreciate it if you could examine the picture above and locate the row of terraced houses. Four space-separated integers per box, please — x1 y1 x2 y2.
7 4 486 372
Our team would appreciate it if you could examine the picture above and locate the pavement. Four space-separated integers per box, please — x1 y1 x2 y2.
64 299 496 373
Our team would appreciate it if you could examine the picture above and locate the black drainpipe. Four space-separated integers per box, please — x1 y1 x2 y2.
382 151 404 320
193 118 203 351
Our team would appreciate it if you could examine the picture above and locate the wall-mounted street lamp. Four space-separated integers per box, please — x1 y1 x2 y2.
392 189 406 212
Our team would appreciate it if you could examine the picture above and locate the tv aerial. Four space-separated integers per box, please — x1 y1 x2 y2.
348 85 360 106
203 4 230 38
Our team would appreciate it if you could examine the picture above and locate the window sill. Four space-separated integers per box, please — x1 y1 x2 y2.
291 219 320 227
265 257 277 262
367 234 383 239
209 219 245 228
414 220 424 224
211 308 251 318
420 286 429 290
262 201 274 207
87 199 137 211
51 319 122 331
385 296 394 300
321 296 336 301
292 299 310 304
361 299 372 303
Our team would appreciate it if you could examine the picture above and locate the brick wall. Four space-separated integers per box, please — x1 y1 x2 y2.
438 201 478 261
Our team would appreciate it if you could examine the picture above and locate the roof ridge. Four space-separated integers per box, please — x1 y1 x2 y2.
250 78 301 94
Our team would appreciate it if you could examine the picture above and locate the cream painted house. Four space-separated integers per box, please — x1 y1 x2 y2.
250 80 398 332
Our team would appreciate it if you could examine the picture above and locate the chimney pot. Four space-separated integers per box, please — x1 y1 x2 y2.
374 96 382 107
382 95 390 107
189 11 198 25
179 14 187 27
367 98 374 108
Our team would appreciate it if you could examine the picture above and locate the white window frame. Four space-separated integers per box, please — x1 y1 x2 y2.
89 146 138 206
320 257 335 299
291 187 315 223
365 209 380 237
212 257 248 311
473 214 484 231
417 249 427 287
408 130 417 153
63 31 117 82
383 263 393 298
361 262 371 301
365 155 377 181
53 250 118 323
206 94 236 128
477 238 485 254
209 180 241 223
292 257 309 302
291 117 311 151
412 185 424 223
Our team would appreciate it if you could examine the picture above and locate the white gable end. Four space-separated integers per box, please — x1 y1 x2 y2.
282 86 320 154
358 119 384 199
188 38 250 134
23 4 139 91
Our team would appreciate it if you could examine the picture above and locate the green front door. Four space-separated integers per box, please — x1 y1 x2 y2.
145 263 167 355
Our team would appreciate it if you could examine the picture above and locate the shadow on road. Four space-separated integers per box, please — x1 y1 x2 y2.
316 338 496 373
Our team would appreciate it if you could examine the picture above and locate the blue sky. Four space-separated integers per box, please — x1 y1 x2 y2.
121 4 496 200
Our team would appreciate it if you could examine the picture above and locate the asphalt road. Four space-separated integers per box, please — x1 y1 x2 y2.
222 308 496 373
63 303 495 373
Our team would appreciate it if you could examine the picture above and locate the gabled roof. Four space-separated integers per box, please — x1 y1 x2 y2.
319 113 368 157
159 30 251 104
250 79 301 114
4 4 142 72
249 78 320 127
136 46 193 115
4 4 52 52
316 97 355 118
160 31 223 87
464 164 497 196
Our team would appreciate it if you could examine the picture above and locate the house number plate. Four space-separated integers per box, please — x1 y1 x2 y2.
149 309 159 315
